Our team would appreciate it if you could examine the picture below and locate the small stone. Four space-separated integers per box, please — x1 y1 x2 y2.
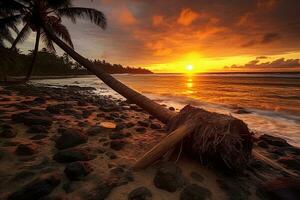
169 107 175 111
100 121 116 129
46 103 72 114
109 132 125 139
136 127 146 133
64 161 93 180
30 135 48 140
126 122 135 128
8 173 61 200
55 129 88 149
27 125 48 134
15 143 38 156
150 123 162 130
53 148 96 163
105 151 117 159
110 140 126 151
87 126 103 136
234 109 251 114
128 187 152 200
154 162 184 192
138 120 149 127
180 184 211 200
0 124 17 138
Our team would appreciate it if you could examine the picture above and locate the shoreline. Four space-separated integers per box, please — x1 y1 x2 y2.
0 84 300 199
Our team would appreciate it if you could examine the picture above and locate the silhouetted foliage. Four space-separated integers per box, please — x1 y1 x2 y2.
0 48 152 79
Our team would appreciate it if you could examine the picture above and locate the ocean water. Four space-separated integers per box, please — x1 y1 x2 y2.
33 73 300 147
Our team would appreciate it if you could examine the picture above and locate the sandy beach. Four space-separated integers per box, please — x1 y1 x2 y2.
0 84 299 200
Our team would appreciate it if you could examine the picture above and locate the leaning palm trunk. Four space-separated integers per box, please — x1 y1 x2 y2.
43 25 174 124
44 25 257 171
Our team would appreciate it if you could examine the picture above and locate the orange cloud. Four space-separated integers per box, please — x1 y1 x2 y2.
119 8 138 25
177 8 200 26
152 15 164 26
146 40 173 56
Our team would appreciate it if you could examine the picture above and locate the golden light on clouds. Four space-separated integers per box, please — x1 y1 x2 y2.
177 8 200 26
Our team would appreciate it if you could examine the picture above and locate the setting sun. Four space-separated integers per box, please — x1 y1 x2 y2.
186 64 194 71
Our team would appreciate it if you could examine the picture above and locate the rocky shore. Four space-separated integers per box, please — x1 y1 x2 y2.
0 84 299 200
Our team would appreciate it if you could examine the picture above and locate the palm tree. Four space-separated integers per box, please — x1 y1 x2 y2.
0 0 106 82
0 0 174 121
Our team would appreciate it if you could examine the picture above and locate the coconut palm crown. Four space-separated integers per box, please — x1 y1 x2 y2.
0 0 106 80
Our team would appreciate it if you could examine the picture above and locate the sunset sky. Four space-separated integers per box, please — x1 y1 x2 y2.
22 0 300 73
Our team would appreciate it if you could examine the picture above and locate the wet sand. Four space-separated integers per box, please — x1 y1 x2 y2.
0 84 299 200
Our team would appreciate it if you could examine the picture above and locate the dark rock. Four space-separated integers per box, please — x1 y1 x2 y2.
259 134 290 147
12 170 35 181
128 187 152 200
257 140 269 148
30 135 48 140
278 156 300 172
153 162 184 192
190 172 204 182
12 112 52 127
109 132 125 139
55 129 88 149
84 183 113 200
169 107 175 111
46 104 72 114
105 151 117 159
34 97 46 104
285 146 300 155
150 123 162 130
0 124 17 138
8 173 61 200
115 123 125 131
87 126 104 136
126 122 135 128
136 127 146 133
15 143 38 155
64 161 93 180
270 147 286 156
138 120 149 127
109 166 134 185
257 178 300 200
110 139 126 151
180 184 211 200
53 148 96 163
27 125 48 134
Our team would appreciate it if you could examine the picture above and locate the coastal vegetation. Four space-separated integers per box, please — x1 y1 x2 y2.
0 48 152 79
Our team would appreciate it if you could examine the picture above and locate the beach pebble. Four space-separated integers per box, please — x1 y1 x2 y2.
180 184 211 200
105 151 117 159
87 126 104 136
169 107 175 111
110 139 127 151
138 120 150 127
234 109 251 114
150 123 162 130
53 148 96 163
30 135 48 140
153 162 184 192
64 161 93 180
100 121 117 129
46 103 73 114
0 124 17 138
27 125 48 134
7 172 61 200
12 112 53 127
259 134 290 147
15 143 38 156
55 129 88 149
84 183 113 200
136 127 146 133
128 187 152 200
126 122 135 128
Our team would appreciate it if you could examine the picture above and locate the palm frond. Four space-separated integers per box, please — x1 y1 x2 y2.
0 14 22 34
41 31 56 53
11 23 31 49
0 0 27 15
47 0 72 9
46 16 73 48
58 7 107 29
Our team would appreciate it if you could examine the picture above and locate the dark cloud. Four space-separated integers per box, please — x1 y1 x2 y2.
261 32 281 44
226 57 300 69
